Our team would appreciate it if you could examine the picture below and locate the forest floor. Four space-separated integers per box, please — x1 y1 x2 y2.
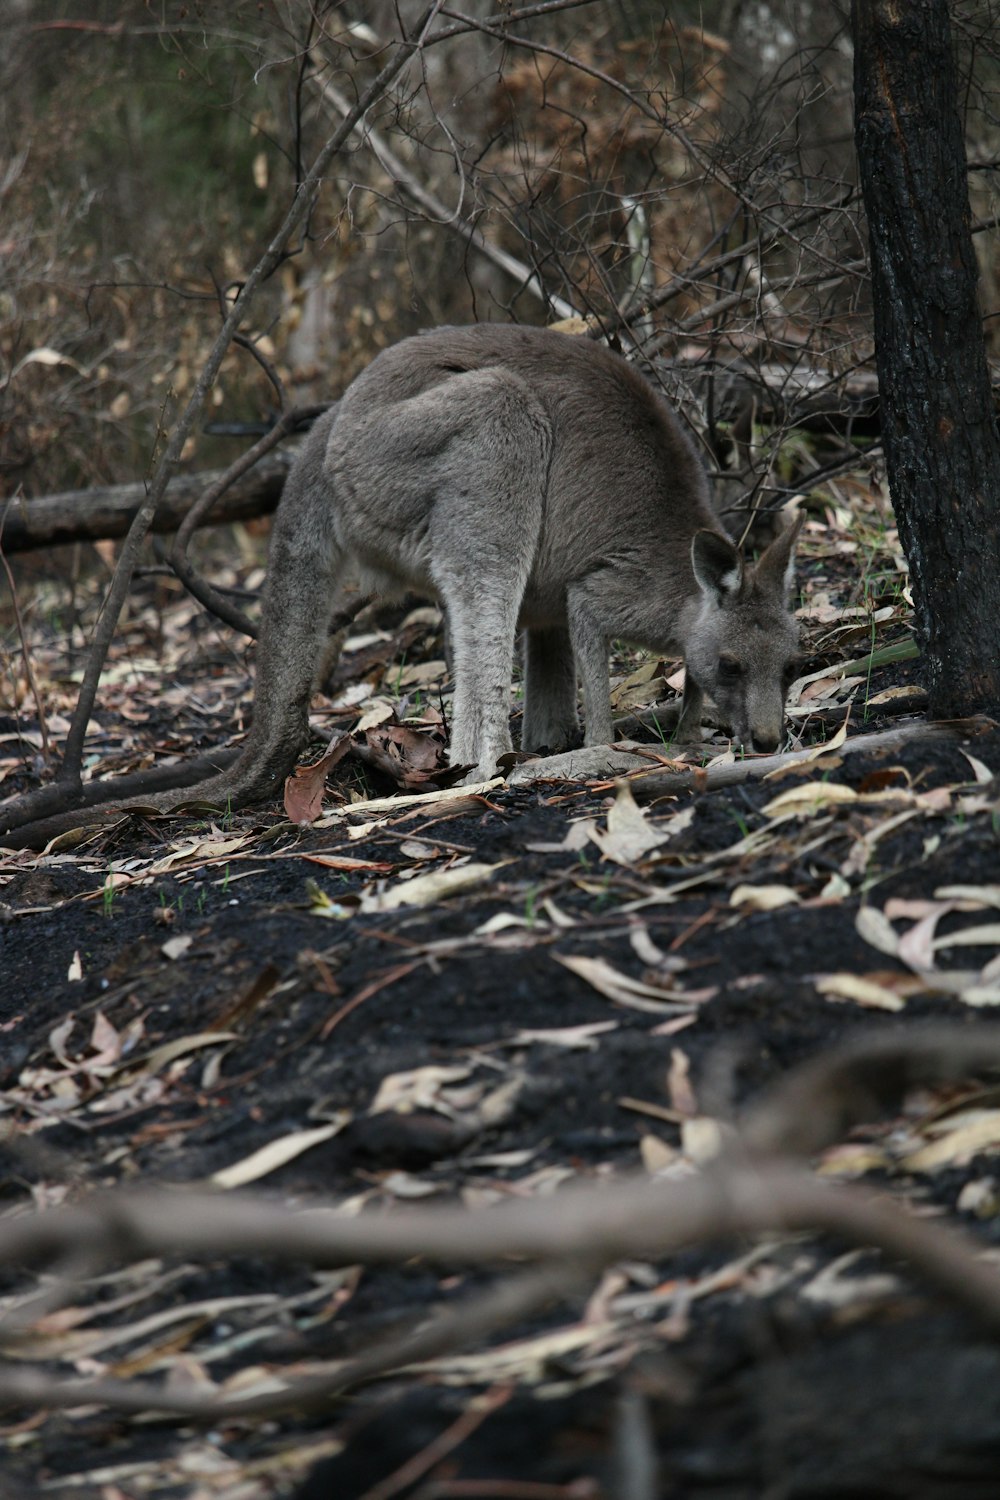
3 482 1000 1499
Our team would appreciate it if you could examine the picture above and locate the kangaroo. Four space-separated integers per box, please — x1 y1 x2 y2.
163 324 805 807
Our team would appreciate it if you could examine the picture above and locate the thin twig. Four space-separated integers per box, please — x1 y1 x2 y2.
0 13 435 837
0 502 51 762
166 404 328 638
320 81 577 321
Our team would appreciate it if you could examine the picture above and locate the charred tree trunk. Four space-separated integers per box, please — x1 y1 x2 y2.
852 0 1000 718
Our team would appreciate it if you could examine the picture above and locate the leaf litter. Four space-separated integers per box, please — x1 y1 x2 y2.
5 490 1000 1496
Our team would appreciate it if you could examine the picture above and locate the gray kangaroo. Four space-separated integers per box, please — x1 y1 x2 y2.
173 324 804 806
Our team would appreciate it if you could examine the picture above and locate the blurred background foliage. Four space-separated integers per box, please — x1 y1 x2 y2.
1 0 999 499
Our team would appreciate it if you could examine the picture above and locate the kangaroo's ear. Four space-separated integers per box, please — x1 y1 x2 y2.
692 529 743 605
755 508 805 603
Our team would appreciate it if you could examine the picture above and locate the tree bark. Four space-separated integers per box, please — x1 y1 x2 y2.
0 450 292 555
852 0 1000 718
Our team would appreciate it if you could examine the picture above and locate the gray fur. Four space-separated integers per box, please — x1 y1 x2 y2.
180 325 803 807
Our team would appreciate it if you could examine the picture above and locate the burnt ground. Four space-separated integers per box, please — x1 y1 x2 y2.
3 503 1000 1498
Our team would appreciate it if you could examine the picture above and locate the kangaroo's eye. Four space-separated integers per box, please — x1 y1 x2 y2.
718 655 742 681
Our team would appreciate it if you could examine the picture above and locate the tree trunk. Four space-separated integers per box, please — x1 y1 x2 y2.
0 450 292 555
852 0 1000 718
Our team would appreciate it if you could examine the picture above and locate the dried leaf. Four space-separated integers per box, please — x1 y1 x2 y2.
816 973 905 1011
161 934 193 961
381 1171 443 1199
866 684 924 706
554 953 696 1013
588 782 679 864
354 698 396 731
961 750 995 785
763 781 859 816
361 861 507 913
283 735 351 824
370 1065 471 1116
13 346 87 377
667 1048 697 1116
526 819 598 853
897 906 954 971
639 1134 678 1173
958 983 1000 1008
934 923 1000 949
730 883 800 911
680 1116 727 1163
509 1021 619 1050
936 884 1000 909
147 834 252 875
129 1032 240 1077
211 1116 351 1189
302 853 397 874
855 904 900 958
903 1112 1000 1172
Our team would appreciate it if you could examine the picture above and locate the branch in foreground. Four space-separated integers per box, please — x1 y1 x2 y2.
1 1159 999 1420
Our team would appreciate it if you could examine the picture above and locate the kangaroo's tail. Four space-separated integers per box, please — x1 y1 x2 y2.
2 411 348 848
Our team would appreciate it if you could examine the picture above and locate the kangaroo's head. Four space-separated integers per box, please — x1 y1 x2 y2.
683 512 804 754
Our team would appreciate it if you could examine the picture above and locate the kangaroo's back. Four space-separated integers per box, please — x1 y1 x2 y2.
332 325 716 614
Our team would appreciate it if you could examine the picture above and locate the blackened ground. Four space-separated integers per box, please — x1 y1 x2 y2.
2 717 1000 1499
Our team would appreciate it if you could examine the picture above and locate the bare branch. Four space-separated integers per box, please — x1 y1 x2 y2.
321 80 578 320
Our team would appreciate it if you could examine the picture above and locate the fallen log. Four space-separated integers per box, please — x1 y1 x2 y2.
0 449 294 555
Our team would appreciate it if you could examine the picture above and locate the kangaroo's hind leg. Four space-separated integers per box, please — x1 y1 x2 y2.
423 370 552 782
521 626 578 753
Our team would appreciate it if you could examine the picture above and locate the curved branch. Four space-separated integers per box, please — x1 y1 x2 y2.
0 1162 998 1420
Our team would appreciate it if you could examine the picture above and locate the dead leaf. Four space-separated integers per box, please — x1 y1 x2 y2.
667 1048 697 1116
763 781 859 816
936 884 1000 909
370 1065 471 1116
161 934 194 961
354 698 396 731
903 1111 1000 1172
866 684 924 706
958 983 1000 1008
730 883 800 911
815 973 905 1011
588 782 680 864
640 1134 679 1173
961 750 995 785
361 861 507 913
508 1021 619 1050
681 1116 727 1163
283 735 351 824
302 853 397 874
211 1116 351 1189
934 923 1000 949
526 819 598 853
897 905 954 971
126 1032 240 1078
147 834 252 875
554 953 696 1013
355 720 451 788
855 904 901 958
